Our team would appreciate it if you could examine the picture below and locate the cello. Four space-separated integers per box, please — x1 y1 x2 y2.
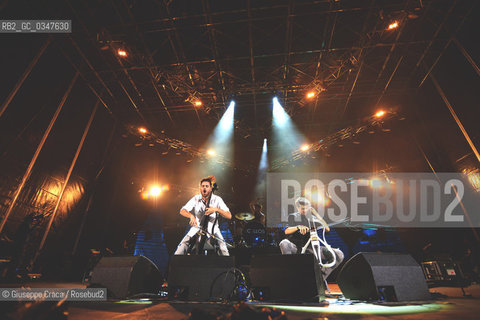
187 177 219 255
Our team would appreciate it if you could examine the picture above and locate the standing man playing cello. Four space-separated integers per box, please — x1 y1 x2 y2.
174 176 232 256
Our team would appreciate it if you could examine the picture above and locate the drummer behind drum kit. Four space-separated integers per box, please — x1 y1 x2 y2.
232 212 272 248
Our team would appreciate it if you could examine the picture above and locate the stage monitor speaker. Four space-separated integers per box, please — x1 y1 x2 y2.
168 255 236 301
249 254 324 302
90 255 162 299
337 252 431 301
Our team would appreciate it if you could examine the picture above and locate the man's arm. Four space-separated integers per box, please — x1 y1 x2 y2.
205 207 232 219
180 209 197 226
180 197 197 226
310 207 330 232
205 197 232 219
285 214 309 235
285 225 309 235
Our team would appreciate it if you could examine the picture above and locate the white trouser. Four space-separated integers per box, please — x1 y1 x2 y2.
174 231 229 256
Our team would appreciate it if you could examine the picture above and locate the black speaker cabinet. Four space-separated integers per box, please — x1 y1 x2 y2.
90 255 162 299
337 252 431 301
249 254 325 302
168 255 235 301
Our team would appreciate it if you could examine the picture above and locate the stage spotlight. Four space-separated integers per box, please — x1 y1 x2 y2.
272 97 288 127
194 100 202 107
301 144 310 152
306 91 316 99
271 97 305 158
388 21 399 30
149 185 162 197
369 177 383 189
375 110 385 118
259 139 268 171
254 139 269 197
219 101 235 131
117 49 127 57
463 169 480 192
138 127 148 134
206 148 216 157
305 189 330 207
204 100 235 155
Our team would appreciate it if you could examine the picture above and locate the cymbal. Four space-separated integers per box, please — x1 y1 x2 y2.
235 212 255 221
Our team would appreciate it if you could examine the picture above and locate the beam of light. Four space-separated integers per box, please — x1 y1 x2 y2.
201 100 236 179
259 139 268 171
254 139 269 197
301 144 310 152
272 97 288 127
219 101 235 131
271 97 306 160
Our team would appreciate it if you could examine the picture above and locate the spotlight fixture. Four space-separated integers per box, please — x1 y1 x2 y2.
186 92 203 107
306 91 316 99
301 144 310 152
149 185 162 197
141 184 170 200
369 177 383 189
117 49 127 57
388 21 399 30
138 127 148 134
375 110 386 118
206 148 216 157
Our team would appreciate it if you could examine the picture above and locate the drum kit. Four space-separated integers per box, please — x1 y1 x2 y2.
231 212 277 248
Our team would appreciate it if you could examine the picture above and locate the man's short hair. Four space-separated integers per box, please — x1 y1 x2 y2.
295 197 311 208
200 177 212 186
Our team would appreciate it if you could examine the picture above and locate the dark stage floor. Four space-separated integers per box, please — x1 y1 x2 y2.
2 283 480 319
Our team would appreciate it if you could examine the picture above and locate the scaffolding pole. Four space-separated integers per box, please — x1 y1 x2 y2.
33 99 99 265
0 38 51 119
429 73 480 164
0 72 79 235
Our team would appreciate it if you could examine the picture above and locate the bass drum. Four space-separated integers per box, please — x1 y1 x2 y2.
242 221 266 247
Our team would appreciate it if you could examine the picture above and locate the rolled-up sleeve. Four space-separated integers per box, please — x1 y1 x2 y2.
181 196 196 213
216 197 230 213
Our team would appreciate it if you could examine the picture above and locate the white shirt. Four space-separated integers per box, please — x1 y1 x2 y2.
182 194 230 237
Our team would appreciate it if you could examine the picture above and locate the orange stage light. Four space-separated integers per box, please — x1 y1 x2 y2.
301 144 310 152
138 127 148 134
388 21 399 30
194 100 203 107
117 49 127 57
375 110 385 118
306 91 316 99
149 185 162 197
